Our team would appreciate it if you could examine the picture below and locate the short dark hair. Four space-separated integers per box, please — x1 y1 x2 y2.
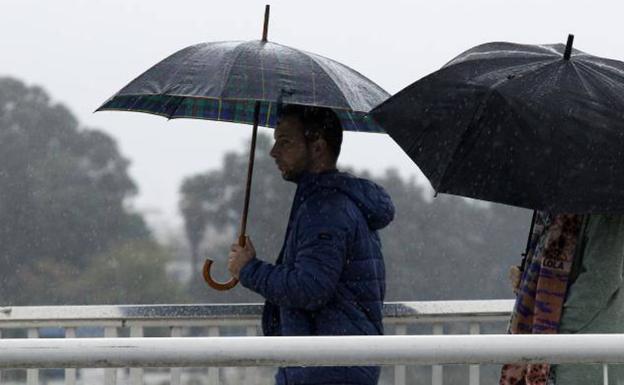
278 104 343 161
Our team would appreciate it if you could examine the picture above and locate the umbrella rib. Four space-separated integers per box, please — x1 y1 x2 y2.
266 40 389 111
575 61 624 107
265 102 271 126
304 51 366 111
167 96 189 119
578 56 624 79
219 41 251 100
568 62 594 97
435 90 493 193
312 60 317 106
443 45 557 68
259 43 267 101
545 60 608 211
159 44 204 95
469 59 555 88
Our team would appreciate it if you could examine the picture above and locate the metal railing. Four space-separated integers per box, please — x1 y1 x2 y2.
1 300 516 385
6 334 624 366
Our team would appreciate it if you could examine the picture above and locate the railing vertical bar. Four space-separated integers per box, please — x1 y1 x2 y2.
208 326 220 385
104 327 118 385
130 326 144 385
26 328 39 385
604 364 609 385
65 328 77 385
170 327 183 385
394 324 407 385
468 323 480 385
0 328 2 385
245 325 258 385
432 324 443 385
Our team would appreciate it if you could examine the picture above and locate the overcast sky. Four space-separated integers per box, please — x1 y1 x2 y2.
2 0 622 236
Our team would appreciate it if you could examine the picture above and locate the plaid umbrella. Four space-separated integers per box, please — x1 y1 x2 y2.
97 35 387 131
97 5 389 290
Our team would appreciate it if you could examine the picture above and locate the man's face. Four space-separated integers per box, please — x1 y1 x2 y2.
270 115 311 181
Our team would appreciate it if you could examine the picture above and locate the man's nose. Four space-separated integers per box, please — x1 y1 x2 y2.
269 144 278 158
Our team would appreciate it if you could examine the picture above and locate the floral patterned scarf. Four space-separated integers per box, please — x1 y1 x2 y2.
499 212 584 385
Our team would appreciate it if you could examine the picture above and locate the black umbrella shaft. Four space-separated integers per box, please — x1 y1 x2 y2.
240 101 261 240
520 210 537 272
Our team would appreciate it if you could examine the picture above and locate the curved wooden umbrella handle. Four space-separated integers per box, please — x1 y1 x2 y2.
202 259 239 291
202 235 246 291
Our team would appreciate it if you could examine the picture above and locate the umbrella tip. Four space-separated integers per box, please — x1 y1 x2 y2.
563 34 574 60
262 4 271 42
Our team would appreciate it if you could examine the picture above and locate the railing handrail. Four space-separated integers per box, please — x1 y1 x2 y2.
1 334 623 368
0 300 514 328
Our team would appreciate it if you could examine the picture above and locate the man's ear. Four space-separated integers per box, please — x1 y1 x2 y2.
311 138 327 157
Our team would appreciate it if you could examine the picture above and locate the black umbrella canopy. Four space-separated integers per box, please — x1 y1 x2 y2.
371 36 624 213
98 39 388 132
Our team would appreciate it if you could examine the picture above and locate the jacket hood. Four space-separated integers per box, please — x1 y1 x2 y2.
299 171 395 230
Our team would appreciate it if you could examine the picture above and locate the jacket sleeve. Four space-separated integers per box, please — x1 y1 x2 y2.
560 214 624 333
239 197 349 311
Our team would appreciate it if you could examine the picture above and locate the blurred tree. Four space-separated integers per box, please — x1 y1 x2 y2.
180 132 532 303
180 177 210 276
0 77 153 304
375 169 530 300
10 240 189 305
180 135 294 301
76 240 189 304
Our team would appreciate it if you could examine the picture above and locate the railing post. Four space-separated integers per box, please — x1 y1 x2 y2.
170 327 183 385
0 328 2 385
604 364 609 385
208 326 220 385
469 323 480 385
104 327 118 385
130 326 144 385
27 328 38 385
432 324 443 385
65 328 77 385
245 325 258 385
394 324 407 385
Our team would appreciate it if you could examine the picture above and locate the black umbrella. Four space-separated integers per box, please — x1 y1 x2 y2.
370 35 624 214
97 5 389 290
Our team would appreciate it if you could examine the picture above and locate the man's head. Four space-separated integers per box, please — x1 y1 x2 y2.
270 105 343 181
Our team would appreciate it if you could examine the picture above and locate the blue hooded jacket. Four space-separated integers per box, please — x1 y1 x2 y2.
239 170 395 385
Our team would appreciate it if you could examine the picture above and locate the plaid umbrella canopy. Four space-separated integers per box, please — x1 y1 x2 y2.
98 40 387 133
97 5 389 290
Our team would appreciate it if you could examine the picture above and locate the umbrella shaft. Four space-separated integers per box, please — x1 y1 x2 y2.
262 5 270 42
240 101 261 239
520 210 537 272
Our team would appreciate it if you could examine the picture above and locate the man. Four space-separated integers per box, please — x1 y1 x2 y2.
228 104 395 385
